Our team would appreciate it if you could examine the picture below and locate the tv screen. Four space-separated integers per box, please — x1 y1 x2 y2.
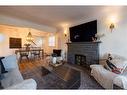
53 49 61 57
9 37 22 48
69 20 97 42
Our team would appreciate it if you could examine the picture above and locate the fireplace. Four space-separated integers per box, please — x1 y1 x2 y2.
67 42 100 68
75 54 86 66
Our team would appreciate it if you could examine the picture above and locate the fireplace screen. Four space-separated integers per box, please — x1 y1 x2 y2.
75 54 86 66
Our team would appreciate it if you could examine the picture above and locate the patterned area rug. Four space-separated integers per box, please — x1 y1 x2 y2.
66 64 103 89
21 64 103 89
79 72 103 89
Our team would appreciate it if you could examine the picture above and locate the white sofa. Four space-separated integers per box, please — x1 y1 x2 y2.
0 55 37 89
90 54 127 89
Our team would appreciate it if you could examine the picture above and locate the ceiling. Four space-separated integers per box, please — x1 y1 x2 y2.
0 6 125 30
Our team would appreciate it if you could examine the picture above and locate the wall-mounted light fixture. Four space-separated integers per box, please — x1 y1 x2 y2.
64 32 67 37
64 28 68 37
107 14 118 32
61 23 69 37
109 23 115 32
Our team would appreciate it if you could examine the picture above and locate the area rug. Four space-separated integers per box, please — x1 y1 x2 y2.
21 64 103 89
65 64 103 89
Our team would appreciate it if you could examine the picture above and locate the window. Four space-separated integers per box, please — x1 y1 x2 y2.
48 36 55 46
32 36 44 47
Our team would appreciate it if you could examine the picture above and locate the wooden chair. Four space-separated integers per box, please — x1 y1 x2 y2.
31 50 41 59
19 51 29 63
30 47 41 59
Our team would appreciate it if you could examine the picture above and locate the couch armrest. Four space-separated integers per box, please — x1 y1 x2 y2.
90 64 118 89
5 79 37 90
1 69 23 88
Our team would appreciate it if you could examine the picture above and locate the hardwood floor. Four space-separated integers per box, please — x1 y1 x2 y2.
18 57 90 75
18 58 103 89
19 58 48 73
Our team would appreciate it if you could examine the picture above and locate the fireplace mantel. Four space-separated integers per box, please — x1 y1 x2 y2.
66 41 101 45
67 41 100 67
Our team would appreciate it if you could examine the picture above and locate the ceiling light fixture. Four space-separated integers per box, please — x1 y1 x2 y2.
26 28 36 45
26 30 33 42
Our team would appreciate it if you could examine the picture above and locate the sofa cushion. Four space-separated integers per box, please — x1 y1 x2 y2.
111 59 127 74
105 60 116 70
104 59 127 74
100 53 127 74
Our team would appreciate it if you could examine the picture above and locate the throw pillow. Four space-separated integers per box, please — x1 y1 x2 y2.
111 59 127 74
106 60 117 70
105 60 121 74
0 57 8 74
112 69 121 74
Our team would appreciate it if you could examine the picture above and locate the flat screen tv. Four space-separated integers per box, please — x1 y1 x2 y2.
53 49 61 57
9 37 22 48
69 20 97 42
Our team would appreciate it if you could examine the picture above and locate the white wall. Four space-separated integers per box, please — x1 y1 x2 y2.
98 9 127 58
99 19 127 58
56 28 70 61
58 7 127 59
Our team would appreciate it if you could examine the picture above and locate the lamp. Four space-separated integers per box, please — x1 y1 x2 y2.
109 23 115 32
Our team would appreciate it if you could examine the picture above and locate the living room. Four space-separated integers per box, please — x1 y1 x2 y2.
1 6 127 90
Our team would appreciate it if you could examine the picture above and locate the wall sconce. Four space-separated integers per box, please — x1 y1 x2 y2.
64 31 68 37
64 33 67 37
109 23 115 32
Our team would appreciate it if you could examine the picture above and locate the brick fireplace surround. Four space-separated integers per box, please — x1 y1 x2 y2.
67 42 100 67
